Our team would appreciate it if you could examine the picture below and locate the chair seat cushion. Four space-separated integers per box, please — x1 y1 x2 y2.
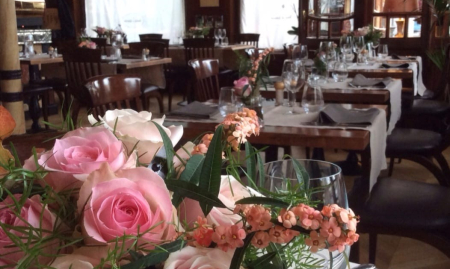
403 99 450 116
360 178 450 230
386 128 442 152
141 83 160 94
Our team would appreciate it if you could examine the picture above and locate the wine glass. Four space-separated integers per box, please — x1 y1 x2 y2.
217 29 224 45
218 87 238 117
378 44 389 59
302 84 324 113
282 60 294 107
283 64 306 114
353 36 365 54
299 45 308 64
371 40 380 57
222 29 227 40
214 28 220 46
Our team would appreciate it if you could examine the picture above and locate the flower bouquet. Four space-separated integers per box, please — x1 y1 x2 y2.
92 26 112 38
187 27 210 38
0 106 359 268
78 40 97 49
342 24 383 45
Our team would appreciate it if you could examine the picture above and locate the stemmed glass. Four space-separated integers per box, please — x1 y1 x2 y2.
282 60 294 107
283 62 306 114
340 36 354 63
218 87 238 117
371 40 380 57
353 36 366 64
299 45 308 64
217 29 224 45
214 28 220 46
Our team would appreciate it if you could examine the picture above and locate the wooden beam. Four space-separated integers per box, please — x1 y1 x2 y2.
0 0 25 134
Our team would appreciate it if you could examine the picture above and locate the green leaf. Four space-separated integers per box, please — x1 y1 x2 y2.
267 242 286 269
230 232 255 269
152 121 174 178
256 150 265 188
291 158 310 191
172 155 205 207
179 154 204 184
235 197 289 208
245 142 256 183
199 125 224 216
165 180 226 208
248 251 278 268
121 239 184 269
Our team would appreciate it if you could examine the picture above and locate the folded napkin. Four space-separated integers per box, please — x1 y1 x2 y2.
381 63 410 69
350 74 392 88
391 54 415 60
168 101 218 119
320 104 380 125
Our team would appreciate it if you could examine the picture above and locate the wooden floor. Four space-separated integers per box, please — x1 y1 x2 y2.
26 94 450 269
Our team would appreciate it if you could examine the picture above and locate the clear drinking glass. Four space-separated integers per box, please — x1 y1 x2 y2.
332 61 348 82
214 28 220 46
218 87 238 117
371 40 380 57
283 64 306 114
282 60 294 107
302 84 324 113
299 45 308 64
353 36 365 54
222 37 229 46
262 159 348 269
378 44 389 58
217 29 224 45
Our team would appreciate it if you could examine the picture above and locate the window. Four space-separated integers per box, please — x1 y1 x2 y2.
372 0 423 39
85 0 185 44
240 0 299 49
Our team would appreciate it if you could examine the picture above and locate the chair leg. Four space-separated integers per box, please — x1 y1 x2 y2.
168 82 174 112
157 91 164 113
369 233 377 264
434 153 450 185
388 158 395 177
42 91 49 130
141 94 149 111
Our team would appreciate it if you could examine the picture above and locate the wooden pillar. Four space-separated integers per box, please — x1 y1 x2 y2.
0 0 25 134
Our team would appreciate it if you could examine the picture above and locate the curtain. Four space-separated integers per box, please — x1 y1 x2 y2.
240 0 299 49
85 0 185 44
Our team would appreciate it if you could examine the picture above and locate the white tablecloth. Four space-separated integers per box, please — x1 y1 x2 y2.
169 104 387 192
319 78 402 134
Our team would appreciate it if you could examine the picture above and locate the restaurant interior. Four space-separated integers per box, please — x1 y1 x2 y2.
0 0 450 268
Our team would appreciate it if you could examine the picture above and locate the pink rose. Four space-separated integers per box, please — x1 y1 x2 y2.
163 246 234 269
0 195 57 267
77 163 176 247
50 246 128 269
23 127 136 192
180 176 252 227
88 109 183 164
233 77 252 97
88 41 97 49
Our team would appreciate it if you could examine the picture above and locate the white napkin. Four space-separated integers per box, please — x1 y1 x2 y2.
264 105 387 191
319 78 402 134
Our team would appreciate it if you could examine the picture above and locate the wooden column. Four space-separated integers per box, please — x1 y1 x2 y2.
0 0 25 134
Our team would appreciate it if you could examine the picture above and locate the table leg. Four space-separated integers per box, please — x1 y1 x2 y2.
28 94 43 133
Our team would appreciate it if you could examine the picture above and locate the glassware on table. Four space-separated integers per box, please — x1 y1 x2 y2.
378 44 389 59
299 45 308 64
23 34 35 58
214 28 220 46
262 159 348 269
283 64 306 114
332 61 348 82
112 34 123 60
366 42 375 60
217 29 224 45
222 37 229 46
302 83 324 113
218 87 238 117
282 60 294 107
371 40 380 57
353 36 365 64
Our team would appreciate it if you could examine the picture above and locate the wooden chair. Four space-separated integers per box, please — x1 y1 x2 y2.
123 41 170 113
183 38 216 64
139 33 163 42
84 74 143 119
238 33 260 48
188 59 220 102
90 38 108 55
63 48 104 123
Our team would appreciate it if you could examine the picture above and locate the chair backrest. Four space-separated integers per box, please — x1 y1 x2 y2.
90 38 108 55
63 48 103 105
139 33 163 42
188 59 220 102
238 33 260 48
51 38 78 54
183 38 215 65
126 41 168 58
84 74 143 119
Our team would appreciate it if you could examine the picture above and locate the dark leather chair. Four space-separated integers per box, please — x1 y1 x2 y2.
237 33 260 48
355 177 450 264
188 59 220 102
139 33 163 42
84 74 143 119
22 84 52 132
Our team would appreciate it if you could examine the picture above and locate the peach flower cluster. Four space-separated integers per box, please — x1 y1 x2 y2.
222 108 260 151
246 47 274 84
78 40 97 49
